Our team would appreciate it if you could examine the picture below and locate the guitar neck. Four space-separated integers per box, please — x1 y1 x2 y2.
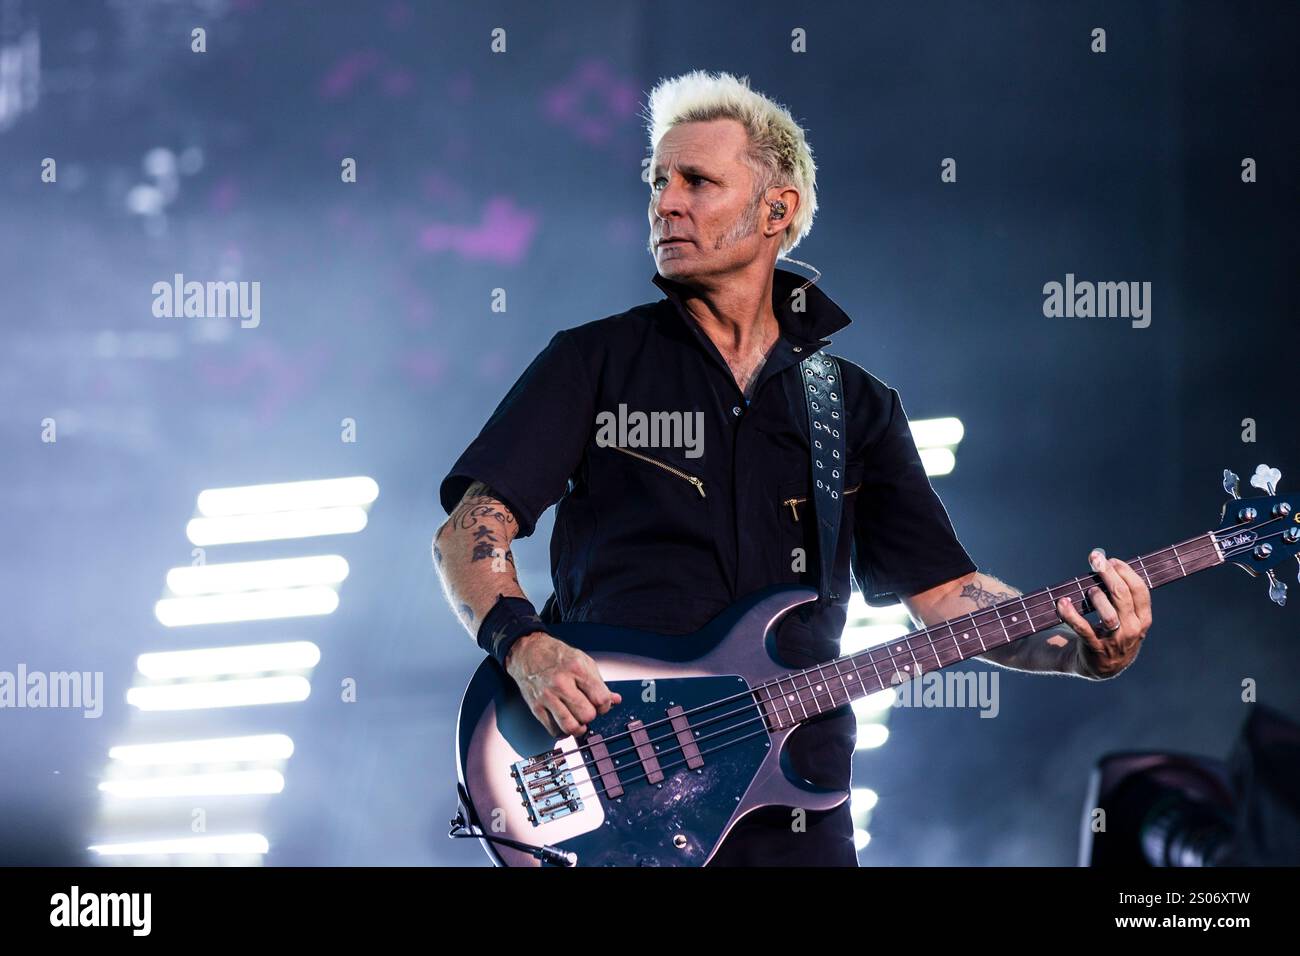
755 532 1224 730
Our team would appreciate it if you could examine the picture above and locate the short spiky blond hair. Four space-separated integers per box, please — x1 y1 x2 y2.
643 70 818 257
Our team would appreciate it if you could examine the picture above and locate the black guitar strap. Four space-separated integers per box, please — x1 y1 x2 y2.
799 350 846 604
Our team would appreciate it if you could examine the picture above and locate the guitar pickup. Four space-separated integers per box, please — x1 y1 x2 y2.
666 705 704 769
585 732 623 799
626 719 664 784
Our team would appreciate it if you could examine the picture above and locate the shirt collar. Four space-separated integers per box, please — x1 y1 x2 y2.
650 266 852 349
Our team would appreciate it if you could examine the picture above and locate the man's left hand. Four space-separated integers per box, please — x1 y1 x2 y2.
1056 548 1153 679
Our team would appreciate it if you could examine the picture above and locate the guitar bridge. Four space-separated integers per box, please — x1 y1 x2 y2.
511 749 584 826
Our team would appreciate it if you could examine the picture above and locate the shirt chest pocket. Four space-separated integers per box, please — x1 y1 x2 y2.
776 461 864 524
774 460 863 583
604 444 707 498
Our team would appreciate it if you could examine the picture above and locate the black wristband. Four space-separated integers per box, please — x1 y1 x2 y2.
476 595 548 669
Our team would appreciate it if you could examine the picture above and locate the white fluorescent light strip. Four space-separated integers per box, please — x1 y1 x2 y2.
855 723 890 750
155 586 338 626
197 476 379 517
166 555 349 595
910 417 964 449
919 446 956 477
88 834 269 856
841 623 909 656
851 689 897 718
137 642 320 679
851 787 880 813
109 734 295 766
127 676 311 711
99 770 285 799
846 592 913 623
186 507 368 545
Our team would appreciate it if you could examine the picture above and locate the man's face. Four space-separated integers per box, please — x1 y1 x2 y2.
647 119 766 283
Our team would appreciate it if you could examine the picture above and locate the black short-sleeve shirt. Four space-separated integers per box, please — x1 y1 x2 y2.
439 267 977 846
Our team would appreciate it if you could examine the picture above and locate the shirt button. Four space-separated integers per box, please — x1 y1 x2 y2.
732 405 742 417
792 346 802 353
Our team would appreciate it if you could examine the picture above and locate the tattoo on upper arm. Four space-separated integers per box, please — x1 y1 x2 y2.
960 579 1015 609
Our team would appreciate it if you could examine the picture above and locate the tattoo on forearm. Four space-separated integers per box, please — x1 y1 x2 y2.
960 580 1015 609
471 526 498 562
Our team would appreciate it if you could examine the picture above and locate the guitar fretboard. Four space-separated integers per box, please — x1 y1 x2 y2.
754 533 1223 730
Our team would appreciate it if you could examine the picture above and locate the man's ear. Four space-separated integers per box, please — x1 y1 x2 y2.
765 186 799 235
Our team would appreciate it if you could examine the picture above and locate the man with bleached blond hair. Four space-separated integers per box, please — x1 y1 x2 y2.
435 70 1151 866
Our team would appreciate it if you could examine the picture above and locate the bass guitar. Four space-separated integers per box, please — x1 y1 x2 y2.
453 464 1296 866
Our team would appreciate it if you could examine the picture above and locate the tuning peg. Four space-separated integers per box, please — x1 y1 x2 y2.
1223 469 1241 499
1267 570 1287 607
1250 464 1282 495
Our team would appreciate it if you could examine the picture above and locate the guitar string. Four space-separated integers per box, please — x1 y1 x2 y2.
524 529 1290 808
517 539 1229 802
519 536 1225 782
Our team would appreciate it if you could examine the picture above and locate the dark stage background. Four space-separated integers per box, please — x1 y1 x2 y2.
1 0 1296 865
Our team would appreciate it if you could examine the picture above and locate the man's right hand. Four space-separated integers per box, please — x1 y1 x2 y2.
504 632 623 738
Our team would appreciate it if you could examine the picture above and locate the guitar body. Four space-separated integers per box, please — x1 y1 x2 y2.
455 585 849 866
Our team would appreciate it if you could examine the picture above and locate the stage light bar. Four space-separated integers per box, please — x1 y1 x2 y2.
165 555 349 595
919 447 956 477
186 507 368 545
852 688 897 718
136 642 320 679
154 586 339 626
855 722 890 750
851 787 880 813
841 623 909 656
197 477 379 517
910 417 964 449
109 734 295 766
846 591 914 623
88 834 269 857
126 676 311 711
99 769 285 799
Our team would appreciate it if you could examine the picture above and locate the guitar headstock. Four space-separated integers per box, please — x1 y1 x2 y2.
1217 464 1300 606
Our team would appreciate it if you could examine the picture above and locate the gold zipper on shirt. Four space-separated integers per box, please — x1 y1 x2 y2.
783 484 861 521
610 445 706 498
